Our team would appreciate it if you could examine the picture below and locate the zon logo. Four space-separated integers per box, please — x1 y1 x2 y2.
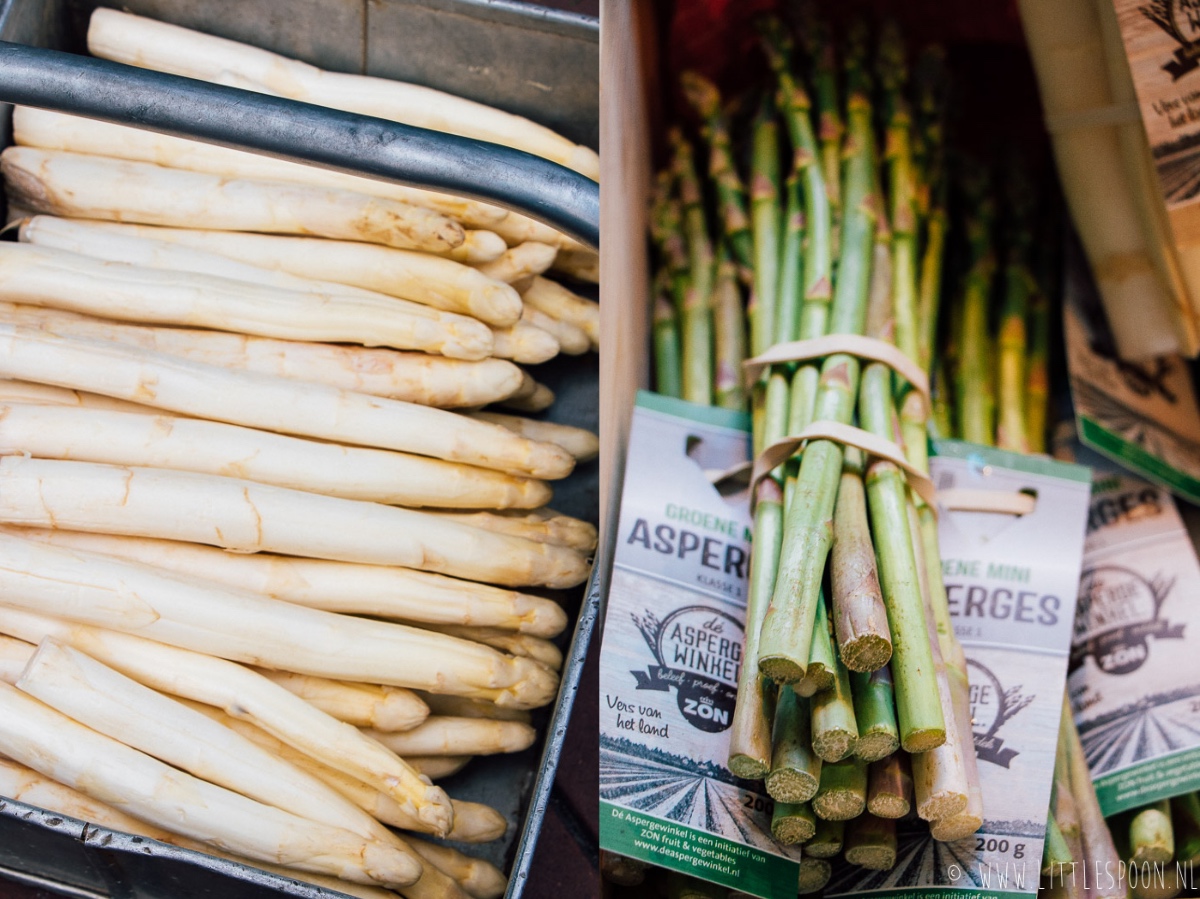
1071 565 1182 676
629 605 742 733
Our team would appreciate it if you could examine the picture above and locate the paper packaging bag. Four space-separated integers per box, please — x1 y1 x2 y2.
829 442 1091 899
599 392 800 899
603 397 1093 899
1068 446 1200 816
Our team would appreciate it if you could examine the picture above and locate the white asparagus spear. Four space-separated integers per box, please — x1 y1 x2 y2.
407 625 563 671
0 241 494 360
365 719 537 757
506 371 555 406
489 321 560 364
21 213 437 305
0 301 523 409
0 758 402 899
0 457 587 588
201 706 506 844
0 680 422 887
470 411 600 462
522 276 600 348
420 508 597 551
521 305 588 355
0 147 476 256
0 299 524 407
443 231 509 265
475 243 558 284
499 382 556 414
0 526 563 705
19 642 499 899
20 215 521 327
409 757 473 780
0 606 456 826
0 322 574 478
0 379 149 413
550 248 600 285
407 839 508 899
413 693 532 724
63 220 516 318
0 401 550 510
0 527 568 636
253 670 430 732
19 215 518 339
87 8 600 181
13 107 511 229
0 632 32 683
16 639 449 848
490 211 578 249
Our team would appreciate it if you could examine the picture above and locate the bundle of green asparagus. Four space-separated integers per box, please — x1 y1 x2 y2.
648 13 980 883
925 164 1056 456
0 8 600 899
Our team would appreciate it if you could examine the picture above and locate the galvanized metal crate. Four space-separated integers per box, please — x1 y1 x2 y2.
0 1 598 895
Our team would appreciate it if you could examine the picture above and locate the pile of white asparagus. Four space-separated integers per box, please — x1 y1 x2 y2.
0 8 600 899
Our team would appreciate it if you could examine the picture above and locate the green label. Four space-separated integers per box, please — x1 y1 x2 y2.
1080 416 1200 504
1091 747 1200 816
635 390 752 432
837 891 1028 899
600 801 798 899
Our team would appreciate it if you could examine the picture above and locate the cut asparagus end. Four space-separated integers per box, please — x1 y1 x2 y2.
867 755 912 819
841 634 892 673
766 767 820 804
857 730 901 763
852 667 901 762
805 817 845 858
759 653 807 686
771 801 817 844
797 858 832 894
728 754 771 781
811 650 859 763
901 726 946 754
930 807 984 842
844 814 898 870
767 687 820 802
813 757 867 821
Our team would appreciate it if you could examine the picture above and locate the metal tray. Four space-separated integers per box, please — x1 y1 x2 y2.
0 0 598 895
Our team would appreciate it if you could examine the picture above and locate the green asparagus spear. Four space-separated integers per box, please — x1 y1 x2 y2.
679 71 754 278
758 50 877 686
766 687 822 803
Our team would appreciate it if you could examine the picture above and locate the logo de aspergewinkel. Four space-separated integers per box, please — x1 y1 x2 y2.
630 605 742 733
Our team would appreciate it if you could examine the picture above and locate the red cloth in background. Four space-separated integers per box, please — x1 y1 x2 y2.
655 0 1042 165
666 0 1024 84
